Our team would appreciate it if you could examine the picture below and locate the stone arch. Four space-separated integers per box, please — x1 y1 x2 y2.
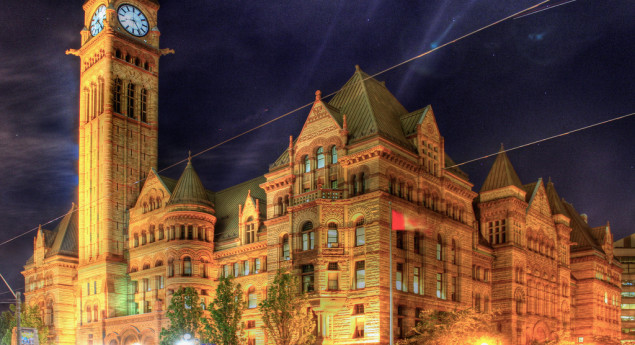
104 332 121 345
530 320 550 343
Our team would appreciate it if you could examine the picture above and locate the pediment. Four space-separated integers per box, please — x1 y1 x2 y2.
418 106 441 142
134 168 171 210
527 180 552 218
295 100 343 157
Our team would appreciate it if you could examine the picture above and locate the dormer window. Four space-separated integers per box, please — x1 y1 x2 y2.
245 216 256 244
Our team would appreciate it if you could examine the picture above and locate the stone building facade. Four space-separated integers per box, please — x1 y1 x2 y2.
614 234 635 342
21 1 621 344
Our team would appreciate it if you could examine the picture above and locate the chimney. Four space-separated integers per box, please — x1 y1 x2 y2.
580 213 588 224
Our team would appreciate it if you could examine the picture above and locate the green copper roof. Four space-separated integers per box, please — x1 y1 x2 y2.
480 146 523 193
563 200 603 253
328 66 413 149
213 176 267 241
546 179 567 215
167 159 213 207
400 106 431 137
46 203 79 257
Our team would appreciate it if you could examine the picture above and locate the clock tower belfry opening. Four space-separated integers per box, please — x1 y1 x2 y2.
67 0 172 337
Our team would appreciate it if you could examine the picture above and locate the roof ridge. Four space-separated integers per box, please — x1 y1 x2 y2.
480 147 524 193
167 160 213 207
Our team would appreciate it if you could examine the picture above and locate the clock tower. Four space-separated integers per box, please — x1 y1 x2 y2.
68 0 171 335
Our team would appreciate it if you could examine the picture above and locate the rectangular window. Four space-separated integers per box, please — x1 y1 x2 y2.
328 272 338 291
159 276 164 289
244 261 250 276
355 227 365 246
145 300 152 313
413 267 420 294
353 304 364 314
246 320 256 329
353 318 365 338
436 273 445 299
224 265 231 278
93 281 97 295
302 232 315 250
414 232 420 254
234 262 240 277
475 293 481 311
396 263 404 291
327 229 338 247
302 265 314 293
255 258 261 273
355 261 366 289
87 282 90 296
451 276 457 301
396 231 404 249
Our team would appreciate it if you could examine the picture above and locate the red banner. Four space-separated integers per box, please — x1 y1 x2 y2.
391 209 429 233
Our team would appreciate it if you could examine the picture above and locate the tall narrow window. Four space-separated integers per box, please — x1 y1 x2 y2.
327 223 338 247
304 155 310 173
352 174 358 196
451 276 457 301
140 88 148 122
355 218 365 246
396 263 404 291
353 317 364 338
301 222 314 250
316 147 325 168
127 83 136 119
436 273 445 299
331 146 338 164
113 78 122 114
183 257 192 276
414 267 421 294
246 216 256 244
302 265 315 293
414 232 421 254
255 258 261 273
244 260 250 276
451 239 457 264
327 263 339 291
360 172 366 194
248 287 257 308
234 262 240 277
396 231 405 249
355 261 366 289
282 235 290 259
488 220 507 244
436 234 443 261
98 78 104 115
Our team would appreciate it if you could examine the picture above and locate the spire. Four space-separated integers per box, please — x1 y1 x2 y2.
167 159 213 207
480 145 523 193
315 90 321 102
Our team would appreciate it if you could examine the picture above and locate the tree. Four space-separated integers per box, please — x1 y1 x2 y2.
202 275 246 345
398 308 502 345
258 270 315 345
1 304 49 345
159 287 204 345
529 331 575 345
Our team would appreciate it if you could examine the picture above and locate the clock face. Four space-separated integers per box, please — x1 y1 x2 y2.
90 5 106 36
117 4 149 37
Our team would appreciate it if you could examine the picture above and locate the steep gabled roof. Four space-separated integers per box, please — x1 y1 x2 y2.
546 179 566 215
46 203 79 257
562 200 603 252
167 159 213 207
328 66 413 149
400 106 431 137
480 146 523 193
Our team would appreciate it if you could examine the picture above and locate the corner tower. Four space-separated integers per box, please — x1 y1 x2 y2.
68 0 170 326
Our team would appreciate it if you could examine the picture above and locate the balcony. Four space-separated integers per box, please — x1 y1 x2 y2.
292 188 343 206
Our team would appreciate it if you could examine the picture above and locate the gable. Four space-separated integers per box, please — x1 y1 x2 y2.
418 106 441 142
134 169 171 210
295 99 343 159
526 180 552 218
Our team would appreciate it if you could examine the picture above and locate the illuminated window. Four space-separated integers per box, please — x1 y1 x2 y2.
183 257 192 276
328 272 339 291
355 221 365 247
255 258 261 273
327 223 338 247
302 265 314 293
245 216 256 244
304 155 310 173
353 318 365 338
316 147 325 168
301 221 314 251
396 263 404 291
436 234 443 260
234 262 240 277
355 261 366 289
244 261 250 276
223 264 230 278
331 146 338 164
248 287 257 308
282 235 290 259
436 273 445 299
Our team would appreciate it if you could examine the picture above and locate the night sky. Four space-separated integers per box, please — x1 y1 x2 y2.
0 1 633 307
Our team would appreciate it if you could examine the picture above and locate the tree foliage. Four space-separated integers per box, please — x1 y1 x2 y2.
159 287 204 345
529 331 576 345
1 304 49 345
397 308 501 345
258 270 315 345
202 276 246 345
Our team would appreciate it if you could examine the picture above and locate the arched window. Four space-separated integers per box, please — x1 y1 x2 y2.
140 88 148 122
282 235 290 259
155 260 163 267
301 221 314 251
355 217 365 246
126 82 136 119
113 78 122 114
327 223 338 247
352 174 358 196
86 305 92 322
142 263 150 270
115 49 122 59
133 233 139 247
93 305 99 322
277 197 283 216
47 300 54 326
304 155 310 173
359 172 366 194
168 259 174 277
158 225 164 240
316 147 325 169
436 234 443 261
248 286 257 308
141 231 147 245
331 146 338 164
183 257 192 276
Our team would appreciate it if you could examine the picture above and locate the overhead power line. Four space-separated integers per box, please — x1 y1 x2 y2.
2 0 627 248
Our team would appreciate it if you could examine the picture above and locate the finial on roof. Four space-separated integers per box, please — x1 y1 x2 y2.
500 143 505 151
289 135 293 148
343 114 348 131
248 189 251 197
355 64 361 71
315 90 321 101
548 176 552 184
188 150 192 163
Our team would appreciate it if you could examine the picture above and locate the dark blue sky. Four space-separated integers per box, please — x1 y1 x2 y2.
0 0 633 305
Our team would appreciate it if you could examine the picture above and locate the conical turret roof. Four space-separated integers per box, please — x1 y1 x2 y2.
167 159 213 207
480 145 523 193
